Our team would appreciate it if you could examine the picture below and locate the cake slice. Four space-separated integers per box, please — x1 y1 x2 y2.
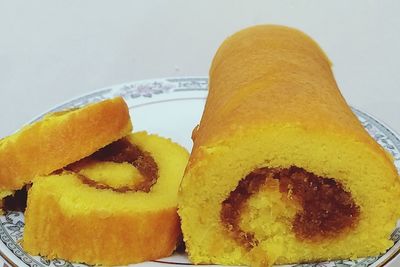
0 97 132 208
23 131 189 265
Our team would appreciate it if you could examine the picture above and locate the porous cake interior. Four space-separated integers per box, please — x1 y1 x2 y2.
179 125 400 265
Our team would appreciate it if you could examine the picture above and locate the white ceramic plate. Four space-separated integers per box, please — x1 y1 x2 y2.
1 77 400 267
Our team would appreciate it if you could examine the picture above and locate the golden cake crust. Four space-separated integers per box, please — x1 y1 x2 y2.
0 97 132 191
190 25 392 168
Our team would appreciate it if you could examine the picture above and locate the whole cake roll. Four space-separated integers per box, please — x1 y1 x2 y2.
23 131 189 266
0 97 132 207
179 25 400 266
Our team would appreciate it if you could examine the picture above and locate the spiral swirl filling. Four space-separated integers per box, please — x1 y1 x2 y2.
221 166 360 249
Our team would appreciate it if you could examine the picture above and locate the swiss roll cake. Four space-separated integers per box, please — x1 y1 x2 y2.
0 97 132 207
23 131 189 265
178 25 400 266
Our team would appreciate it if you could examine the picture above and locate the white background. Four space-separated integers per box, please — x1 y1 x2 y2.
0 1 400 266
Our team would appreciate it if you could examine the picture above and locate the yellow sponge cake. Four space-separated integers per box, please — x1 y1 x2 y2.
23 131 189 265
178 25 400 266
0 97 132 207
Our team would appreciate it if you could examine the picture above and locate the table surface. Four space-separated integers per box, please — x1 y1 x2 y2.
0 1 399 266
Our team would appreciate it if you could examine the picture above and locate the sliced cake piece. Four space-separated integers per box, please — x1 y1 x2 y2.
23 131 189 266
0 97 132 208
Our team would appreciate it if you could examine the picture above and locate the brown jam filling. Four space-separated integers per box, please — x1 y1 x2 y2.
221 166 360 249
2 186 29 212
65 138 158 193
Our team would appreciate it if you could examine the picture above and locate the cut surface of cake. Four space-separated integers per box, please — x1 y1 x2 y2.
23 131 189 266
